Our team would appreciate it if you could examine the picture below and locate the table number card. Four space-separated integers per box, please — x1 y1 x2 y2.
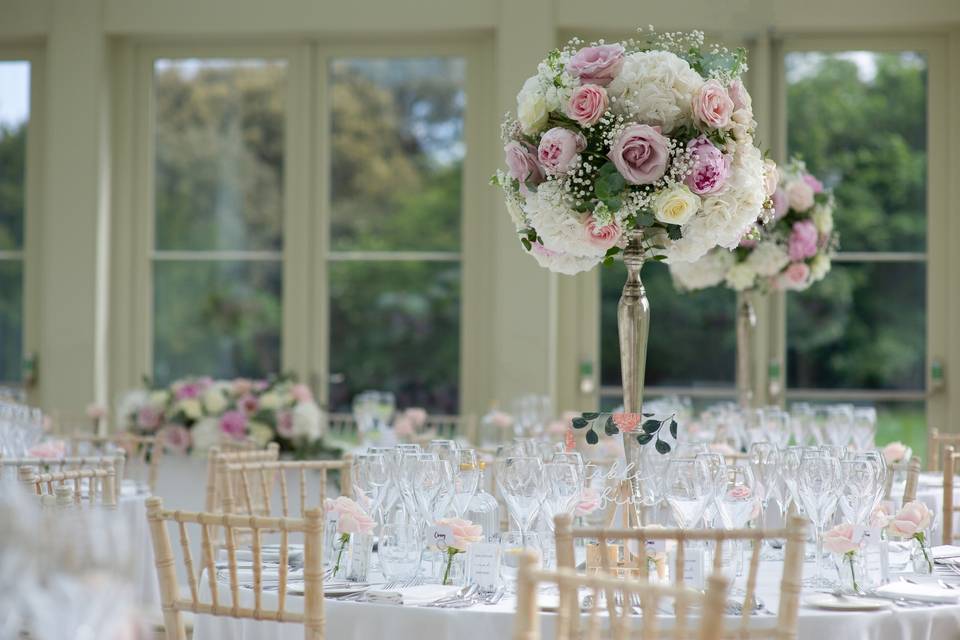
468 543 501 590
668 548 705 589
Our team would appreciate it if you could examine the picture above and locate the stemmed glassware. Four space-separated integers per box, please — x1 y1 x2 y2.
352 453 390 522
663 457 712 529
496 456 546 541
541 460 584 530
412 457 454 524
852 407 877 451
450 449 480 517
749 442 780 528
825 404 855 448
798 452 841 589
839 455 884 525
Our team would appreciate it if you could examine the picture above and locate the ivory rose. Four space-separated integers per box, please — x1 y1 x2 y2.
762 158 779 197
566 84 608 126
584 215 621 251
326 496 376 535
538 127 586 175
565 44 625 86
608 123 670 185
653 185 700 226
889 501 932 538
882 441 908 465
824 523 862 555
692 79 734 129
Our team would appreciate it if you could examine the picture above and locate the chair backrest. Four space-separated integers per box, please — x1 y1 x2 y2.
927 428 960 471
513 549 728 640
883 457 922 505
18 463 117 508
2 455 123 502
554 514 806 640
146 496 325 640
325 413 357 439
67 432 161 492
325 413 478 443
222 459 352 518
944 446 960 543
204 443 281 512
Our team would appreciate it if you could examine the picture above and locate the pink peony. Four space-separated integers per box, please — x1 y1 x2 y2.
779 262 811 290
566 84 608 126
291 383 314 403
160 424 191 454
802 173 824 194
137 405 163 431
608 124 670 185
435 517 483 552
574 487 602 516
889 501 932 538
772 188 789 219
504 140 544 187
612 413 643 433
788 220 819 261
325 496 376 535
538 127 586 175
276 410 294 438
824 523 862 555
27 439 66 459
684 136 730 195
565 44 625 86
239 394 259 414
219 410 248 440
174 382 202 400
882 441 908 465
584 215 621 251
727 78 752 112
786 179 815 212
692 79 735 129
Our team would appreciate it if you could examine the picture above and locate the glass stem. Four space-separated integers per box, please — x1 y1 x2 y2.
815 525 824 585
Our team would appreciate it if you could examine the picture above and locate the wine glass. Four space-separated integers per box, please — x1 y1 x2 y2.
379 524 423 582
852 407 877 451
839 457 881 525
749 442 780 528
352 453 390 521
826 404 855 448
496 456 546 537
451 449 480 517
541 461 584 531
428 439 459 467
663 457 712 529
398 452 438 524
779 446 805 516
412 458 454 524
762 408 792 449
798 453 841 588
695 452 726 528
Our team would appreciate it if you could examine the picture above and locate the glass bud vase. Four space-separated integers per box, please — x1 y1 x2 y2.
834 551 866 594
910 533 934 575
328 532 372 582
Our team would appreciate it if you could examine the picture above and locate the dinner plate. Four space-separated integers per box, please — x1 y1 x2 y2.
803 593 891 611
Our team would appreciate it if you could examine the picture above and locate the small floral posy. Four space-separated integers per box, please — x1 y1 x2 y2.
570 411 676 454
493 27 775 276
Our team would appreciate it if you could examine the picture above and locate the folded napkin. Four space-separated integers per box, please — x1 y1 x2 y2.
933 545 960 561
366 584 460 606
873 582 960 604
217 568 304 585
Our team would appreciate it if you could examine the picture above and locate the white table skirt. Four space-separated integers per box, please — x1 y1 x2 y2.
119 491 160 611
191 556 960 640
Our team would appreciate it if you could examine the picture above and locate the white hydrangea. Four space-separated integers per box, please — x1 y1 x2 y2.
607 51 703 133
115 390 148 427
191 417 221 453
725 263 757 291
669 249 734 291
292 402 322 442
810 254 831 282
526 181 606 258
746 241 789 277
812 204 834 235
529 248 601 275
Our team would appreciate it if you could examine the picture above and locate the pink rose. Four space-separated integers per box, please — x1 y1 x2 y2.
489 411 513 430
86 403 107 420
786 179 815 212
564 428 576 452
763 159 779 197
788 220 819 261
137 405 163 431
889 501 932 538
611 413 643 433
772 188 789 219
608 124 670 185
566 84 608 126
692 79 735 129
802 173 824 194
239 394 259 414
403 408 428 428
574 487 602 516
435 517 483 552
726 486 753 501
870 505 893 530
276 410 294 438
291 383 314 404
565 44 625 86
27 439 66 459
824 523 862 555
684 136 730 195
219 410 248 440
779 262 811 290
175 382 201 400
504 140 544 188
584 215 621 251
393 416 415 437
538 127 585 175
325 496 376 535
160 424 191 455
882 441 908 465
727 78 752 111
232 378 253 395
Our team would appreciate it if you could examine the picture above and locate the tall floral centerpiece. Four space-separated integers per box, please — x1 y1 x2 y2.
493 29 775 470
670 157 838 405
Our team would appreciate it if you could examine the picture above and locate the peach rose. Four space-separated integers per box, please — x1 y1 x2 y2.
869 505 893 530
584 216 621 251
692 79 734 129
325 496 375 535
436 517 483 552
824 523 862 555
566 84 608 126
882 441 908 465
889 501 932 538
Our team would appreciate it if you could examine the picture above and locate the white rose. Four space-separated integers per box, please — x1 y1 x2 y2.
149 390 170 406
810 254 831 281
786 179 815 212
203 389 227 415
812 204 834 235
746 241 790 277
292 402 322 441
259 392 280 411
725 263 757 291
191 417 221 452
116 390 148 427
248 421 274 447
653 185 700 226
517 77 548 134
177 398 203 420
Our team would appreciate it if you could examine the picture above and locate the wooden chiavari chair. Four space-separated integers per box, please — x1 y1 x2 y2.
2 454 123 502
514 549 728 640
325 413 357 440
18 462 117 509
67 431 162 493
204 443 280 513
221 459 352 519
942 446 960 543
882 456 921 506
554 513 806 640
146 496 325 640
927 428 960 472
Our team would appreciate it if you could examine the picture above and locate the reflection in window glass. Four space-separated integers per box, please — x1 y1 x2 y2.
0 60 29 382
329 58 465 252
600 262 735 395
152 59 285 382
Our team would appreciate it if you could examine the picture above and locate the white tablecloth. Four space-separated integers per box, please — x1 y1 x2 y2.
118 488 161 615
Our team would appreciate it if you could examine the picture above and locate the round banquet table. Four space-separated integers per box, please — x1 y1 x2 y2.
191 554 960 640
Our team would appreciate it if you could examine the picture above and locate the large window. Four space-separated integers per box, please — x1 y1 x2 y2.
326 58 465 413
0 60 30 384
785 50 929 454
151 59 286 383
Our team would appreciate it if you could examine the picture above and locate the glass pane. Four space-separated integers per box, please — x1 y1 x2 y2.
787 261 925 390
329 58 465 252
0 60 29 250
0 261 22 382
328 261 460 412
153 260 281 383
154 59 285 251
786 51 927 252
600 262 735 390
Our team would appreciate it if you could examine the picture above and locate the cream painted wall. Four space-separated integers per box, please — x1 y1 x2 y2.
1 0 958 429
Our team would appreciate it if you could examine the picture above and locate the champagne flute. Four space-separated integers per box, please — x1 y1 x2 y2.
663 457 712 529
798 453 841 588
451 449 480 517
496 456 546 538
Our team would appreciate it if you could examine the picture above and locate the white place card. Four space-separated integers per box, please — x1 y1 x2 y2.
426 524 455 552
646 539 667 553
468 543 501 590
669 548 705 589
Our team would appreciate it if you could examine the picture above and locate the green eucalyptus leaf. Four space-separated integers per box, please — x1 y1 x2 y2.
521 237 532 251
641 419 661 434
586 429 599 445
636 433 654 445
669 419 678 439
582 412 600 420
655 439 671 455
572 417 588 430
